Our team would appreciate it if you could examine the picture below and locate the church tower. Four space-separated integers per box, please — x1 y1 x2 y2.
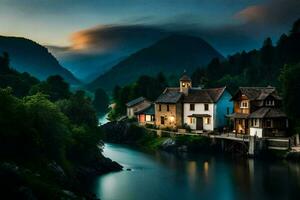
179 73 192 95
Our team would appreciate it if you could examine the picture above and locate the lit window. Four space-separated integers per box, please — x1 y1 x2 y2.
240 100 248 108
190 117 193 124
205 117 211 124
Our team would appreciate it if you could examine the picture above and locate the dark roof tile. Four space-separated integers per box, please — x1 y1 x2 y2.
155 88 182 103
126 97 146 107
183 87 226 103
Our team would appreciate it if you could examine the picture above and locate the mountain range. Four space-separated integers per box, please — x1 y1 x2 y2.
87 34 224 91
0 36 79 84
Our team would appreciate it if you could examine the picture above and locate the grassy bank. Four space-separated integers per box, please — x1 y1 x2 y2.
101 122 214 153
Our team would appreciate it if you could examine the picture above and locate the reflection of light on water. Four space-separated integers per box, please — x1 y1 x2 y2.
187 161 197 186
204 161 209 174
203 161 210 184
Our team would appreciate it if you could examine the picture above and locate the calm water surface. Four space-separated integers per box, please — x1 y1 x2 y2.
91 143 300 200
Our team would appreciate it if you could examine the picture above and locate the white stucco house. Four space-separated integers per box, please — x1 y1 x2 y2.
182 86 233 132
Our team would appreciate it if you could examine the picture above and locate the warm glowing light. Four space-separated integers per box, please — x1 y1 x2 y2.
169 116 175 122
204 161 209 174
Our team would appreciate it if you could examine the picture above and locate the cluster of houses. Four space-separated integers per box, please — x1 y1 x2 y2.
126 74 289 138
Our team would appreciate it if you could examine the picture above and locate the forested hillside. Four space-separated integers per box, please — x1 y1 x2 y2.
0 53 121 199
191 19 300 93
0 36 79 84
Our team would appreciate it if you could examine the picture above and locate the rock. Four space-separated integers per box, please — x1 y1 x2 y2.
160 138 177 152
47 161 67 182
18 186 37 200
62 190 78 199
126 168 132 171
177 145 188 152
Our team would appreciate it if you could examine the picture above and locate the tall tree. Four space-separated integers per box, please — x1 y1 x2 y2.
279 63 300 133
93 88 109 114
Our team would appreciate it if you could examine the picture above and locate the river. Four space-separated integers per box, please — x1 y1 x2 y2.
90 143 300 200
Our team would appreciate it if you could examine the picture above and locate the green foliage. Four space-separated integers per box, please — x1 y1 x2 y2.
30 75 71 101
279 63 300 133
23 93 70 162
175 135 211 151
57 90 98 128
109 73 168 120
93 88 109 114
191 19 300 93
0 55 108 198
0 53 39 97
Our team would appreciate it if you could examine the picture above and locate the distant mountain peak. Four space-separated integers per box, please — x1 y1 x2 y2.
87 34 223 91
0 35 80 84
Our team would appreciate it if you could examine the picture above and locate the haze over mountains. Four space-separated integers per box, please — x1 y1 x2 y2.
87 34 224 91
48 25 168 82
0 36 79 84
0 32 223 91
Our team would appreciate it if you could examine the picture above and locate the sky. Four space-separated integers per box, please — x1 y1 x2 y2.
0 0 299 55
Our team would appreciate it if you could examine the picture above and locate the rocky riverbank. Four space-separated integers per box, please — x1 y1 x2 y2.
0 153 122 199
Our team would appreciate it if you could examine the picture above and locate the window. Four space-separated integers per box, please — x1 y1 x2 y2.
266 120 272 128
159 104 161 111
190 117 193 124
240 100 248 108
161 116 165 125
265 100 275 106
205 117 210 124
253 119 258 127
167 105 170 111
190 104 195 111
204 104 209 111
238 119 242 125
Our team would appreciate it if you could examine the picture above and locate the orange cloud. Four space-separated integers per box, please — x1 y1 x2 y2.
70 31 92 50
234 5 266 23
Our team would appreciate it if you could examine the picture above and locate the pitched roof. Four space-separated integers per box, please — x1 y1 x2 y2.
126 96 146 107
248 107 287 118
155 88 183 103
135 104 155 115
233 86 280 101
180 74 191 81
183 87 227 103
226 113 249 119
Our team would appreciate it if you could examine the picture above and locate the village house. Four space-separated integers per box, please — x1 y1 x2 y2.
126 97 152 118
135 104 155 125
183 86 233 132
228 87 288 137
155 74 233 132
155 88 183 129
